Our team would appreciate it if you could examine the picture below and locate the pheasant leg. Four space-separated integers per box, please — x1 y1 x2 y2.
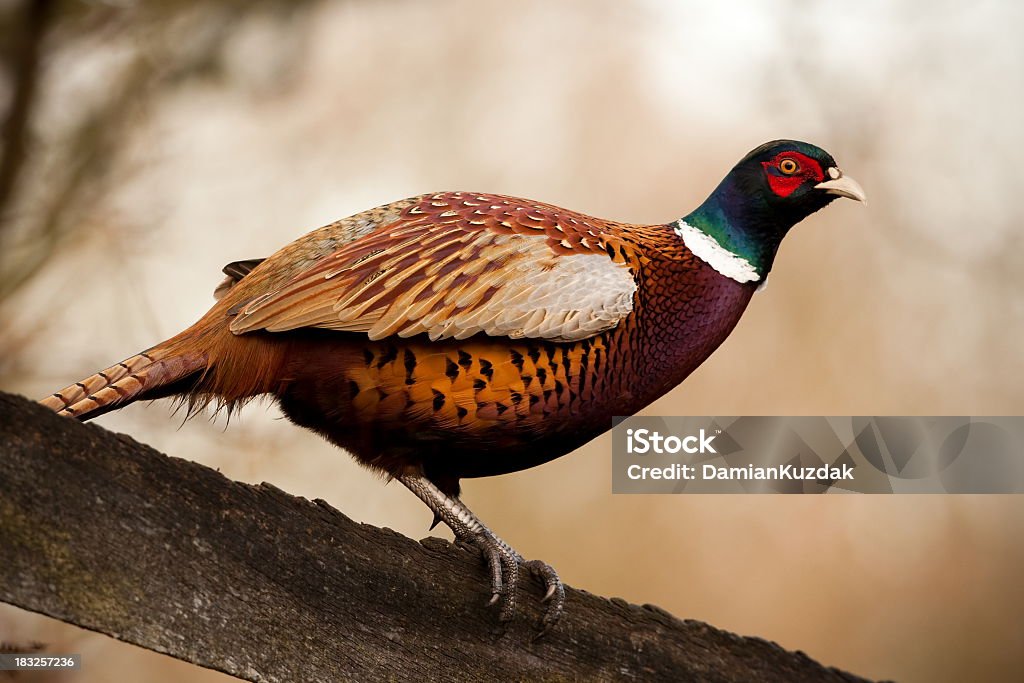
398 474 565 629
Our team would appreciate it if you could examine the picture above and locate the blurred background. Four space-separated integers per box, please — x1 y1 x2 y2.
1 0 1022 681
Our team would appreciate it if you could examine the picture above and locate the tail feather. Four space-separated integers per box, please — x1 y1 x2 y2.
40 347 206 421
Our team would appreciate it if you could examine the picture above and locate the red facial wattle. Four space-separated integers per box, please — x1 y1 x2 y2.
762 152 825 198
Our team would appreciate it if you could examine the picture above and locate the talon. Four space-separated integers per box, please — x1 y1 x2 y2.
488 592 500 606
521 558 565 628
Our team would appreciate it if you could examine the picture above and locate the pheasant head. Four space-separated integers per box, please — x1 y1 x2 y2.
676 140 866 284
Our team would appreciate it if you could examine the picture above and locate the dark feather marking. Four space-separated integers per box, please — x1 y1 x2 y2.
445 358 460 382
404 349 417 385
545 346 556 363
349 249 385 267
578 350 589 396
377 345 398 369
222 258 265 279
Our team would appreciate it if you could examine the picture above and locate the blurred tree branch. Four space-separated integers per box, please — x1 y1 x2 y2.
0 392 872 682
0 0 316 308
0 0 55 220
0 0 316 383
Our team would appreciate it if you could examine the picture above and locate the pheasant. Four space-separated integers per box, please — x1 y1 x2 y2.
39 139 864 628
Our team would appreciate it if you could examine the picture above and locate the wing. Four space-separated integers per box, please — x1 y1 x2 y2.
229 192 642 343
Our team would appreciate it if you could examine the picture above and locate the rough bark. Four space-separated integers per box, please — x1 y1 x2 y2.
0 392 871 682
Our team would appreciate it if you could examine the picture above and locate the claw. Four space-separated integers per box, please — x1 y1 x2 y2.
471 544 566 628
523 558 565 629
428 511 443 531
398 474 565 630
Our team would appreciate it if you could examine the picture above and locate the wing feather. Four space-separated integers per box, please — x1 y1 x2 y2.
229 192 640 343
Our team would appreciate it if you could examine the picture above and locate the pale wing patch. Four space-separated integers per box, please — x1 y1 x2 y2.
362 237 637 342
231 230 636 343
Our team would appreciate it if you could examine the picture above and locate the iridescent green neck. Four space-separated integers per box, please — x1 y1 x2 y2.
678 179 789 281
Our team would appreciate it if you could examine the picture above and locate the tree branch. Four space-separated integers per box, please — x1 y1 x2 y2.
0 0 55 221
0 392 871 682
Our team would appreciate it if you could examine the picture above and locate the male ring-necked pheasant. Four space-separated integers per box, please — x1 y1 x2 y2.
40 140 864 628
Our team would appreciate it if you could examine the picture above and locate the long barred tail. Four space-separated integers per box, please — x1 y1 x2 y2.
38 346 206 421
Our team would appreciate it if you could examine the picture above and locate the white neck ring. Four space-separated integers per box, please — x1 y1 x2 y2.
673 220 761 284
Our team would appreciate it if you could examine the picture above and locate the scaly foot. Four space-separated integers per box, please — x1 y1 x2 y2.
400 474 565 630
453 524 565 628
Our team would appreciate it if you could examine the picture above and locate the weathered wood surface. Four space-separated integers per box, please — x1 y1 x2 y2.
0 392 871 682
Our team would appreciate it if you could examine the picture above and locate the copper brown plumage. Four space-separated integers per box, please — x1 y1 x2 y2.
39 140 865 629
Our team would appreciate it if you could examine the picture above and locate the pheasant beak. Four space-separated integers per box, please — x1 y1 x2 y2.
815 167 867 204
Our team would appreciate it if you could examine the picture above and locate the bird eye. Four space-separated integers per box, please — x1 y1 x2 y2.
779 158 799 175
